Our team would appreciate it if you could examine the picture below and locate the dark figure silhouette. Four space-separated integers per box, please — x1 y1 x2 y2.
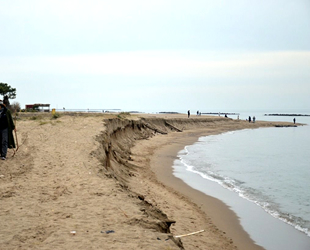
188 110 190 118
249 116 251 122
293 118 296 124
3 96 10 108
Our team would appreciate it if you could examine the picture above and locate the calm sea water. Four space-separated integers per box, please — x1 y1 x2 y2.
173 110 310 249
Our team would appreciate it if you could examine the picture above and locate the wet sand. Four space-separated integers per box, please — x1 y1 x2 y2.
148 128 265 250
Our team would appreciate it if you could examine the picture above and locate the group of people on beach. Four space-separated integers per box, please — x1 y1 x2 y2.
248 116 256 123
0 99 16 160
187 111 299 126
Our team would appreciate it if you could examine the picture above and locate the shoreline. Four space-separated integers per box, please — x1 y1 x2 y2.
148 129 265 250
146 120 310 250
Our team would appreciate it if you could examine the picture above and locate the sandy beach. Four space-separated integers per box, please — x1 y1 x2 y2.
0 112 295 249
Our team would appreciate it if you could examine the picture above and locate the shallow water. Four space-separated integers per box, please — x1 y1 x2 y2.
173 111 310 250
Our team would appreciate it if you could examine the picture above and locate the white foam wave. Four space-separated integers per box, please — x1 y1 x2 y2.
176 151 310 237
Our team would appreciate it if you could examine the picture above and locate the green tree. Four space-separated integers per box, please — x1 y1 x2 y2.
0 82 16 99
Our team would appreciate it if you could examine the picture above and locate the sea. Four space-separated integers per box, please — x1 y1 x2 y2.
172 109 310 250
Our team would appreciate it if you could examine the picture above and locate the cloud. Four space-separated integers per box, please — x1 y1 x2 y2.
1 50 309 81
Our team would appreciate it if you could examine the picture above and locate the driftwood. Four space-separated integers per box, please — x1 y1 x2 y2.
175 229 205 238
165 121 183 132
142 122 167 135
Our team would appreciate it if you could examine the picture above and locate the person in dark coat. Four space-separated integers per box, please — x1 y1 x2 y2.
0 100 16 160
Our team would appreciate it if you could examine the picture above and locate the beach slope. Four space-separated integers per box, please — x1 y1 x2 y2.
0 113 295 249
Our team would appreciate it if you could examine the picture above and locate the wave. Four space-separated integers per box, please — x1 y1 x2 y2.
177 147 310 237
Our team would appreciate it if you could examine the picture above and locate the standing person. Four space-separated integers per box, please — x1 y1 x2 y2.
3 95 10 107
0 100 16 160
253 116 256 123
187 110 190 118
248 116 251 122
293 118 296 124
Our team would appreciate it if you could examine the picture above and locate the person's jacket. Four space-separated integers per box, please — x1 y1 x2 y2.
0 107 16 148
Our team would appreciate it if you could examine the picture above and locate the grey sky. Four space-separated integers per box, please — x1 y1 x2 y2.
1 0 310 112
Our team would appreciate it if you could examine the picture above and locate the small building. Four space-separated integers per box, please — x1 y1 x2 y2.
25 103 50 112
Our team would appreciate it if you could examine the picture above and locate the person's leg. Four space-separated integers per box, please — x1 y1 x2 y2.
0 129 1 157
1 128 8 159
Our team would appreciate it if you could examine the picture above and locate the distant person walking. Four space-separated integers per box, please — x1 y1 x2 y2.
293 118 296 124
0 100 16 160
248 116 251 122
253 116 256 123
188 110 190 118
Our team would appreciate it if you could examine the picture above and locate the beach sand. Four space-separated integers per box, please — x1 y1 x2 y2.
0 112 295 249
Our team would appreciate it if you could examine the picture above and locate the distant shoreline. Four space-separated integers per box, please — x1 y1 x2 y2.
264 113 310 116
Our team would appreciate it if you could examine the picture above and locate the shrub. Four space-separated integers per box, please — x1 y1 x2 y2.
52 113 60 119
10 101 21 113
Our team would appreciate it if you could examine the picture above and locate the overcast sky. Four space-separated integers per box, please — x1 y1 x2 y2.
1 0 309 113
